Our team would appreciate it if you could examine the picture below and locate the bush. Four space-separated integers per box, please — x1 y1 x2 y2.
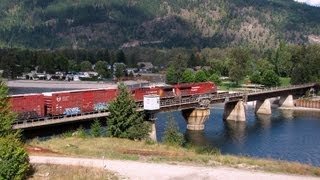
163 116 185 146
250 71 262 84
208 73 222 85
76 126 87 138
261 70 280 87
194 70 207 83
0 136 30 180
91 120 102 137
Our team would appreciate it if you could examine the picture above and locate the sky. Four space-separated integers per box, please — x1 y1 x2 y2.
295 0 320 6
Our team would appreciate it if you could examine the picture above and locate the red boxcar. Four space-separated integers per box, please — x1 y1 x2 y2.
9 93 45 119
43 88 117 116
173 82 217 96
131 87 162 101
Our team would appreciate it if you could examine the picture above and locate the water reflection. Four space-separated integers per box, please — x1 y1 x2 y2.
256 114 271 129
279 109 294 119
224 121 247 144
185 130 208 146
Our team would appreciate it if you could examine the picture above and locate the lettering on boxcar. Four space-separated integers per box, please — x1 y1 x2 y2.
94 103 109 111
63 107 81 115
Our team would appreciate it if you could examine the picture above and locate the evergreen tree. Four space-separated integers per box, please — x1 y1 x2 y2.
107 83 149 140
166 65 177 85
116 50 126 64
91 119 102 137
187 53 197 68
181 69 195 83
0 81 16 137
0 135 29 179
0 82 29 179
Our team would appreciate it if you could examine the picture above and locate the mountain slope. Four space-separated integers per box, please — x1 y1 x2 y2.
0 0 319 49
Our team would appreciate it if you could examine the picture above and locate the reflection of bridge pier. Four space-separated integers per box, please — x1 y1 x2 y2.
224 121 246 143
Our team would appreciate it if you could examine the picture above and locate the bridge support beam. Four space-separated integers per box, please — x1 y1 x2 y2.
223 100 246 122
145 112 157 141
279 95 294 108
255 99 272 115
182 108 210 131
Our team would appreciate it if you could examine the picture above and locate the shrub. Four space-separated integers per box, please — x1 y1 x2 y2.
0 136 30 180
208 73 222 85
261 70 280 87
76 126 87 138
91 119 102 137
163 116 185 146
250 71 262 84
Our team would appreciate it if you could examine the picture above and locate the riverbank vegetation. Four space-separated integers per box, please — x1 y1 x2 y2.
27 137 320 177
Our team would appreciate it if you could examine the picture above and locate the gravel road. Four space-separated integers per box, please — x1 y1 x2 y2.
30 156 318 180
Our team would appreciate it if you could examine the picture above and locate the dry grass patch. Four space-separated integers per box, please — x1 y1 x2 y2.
28 137 189 160
29 164 118 180
28 137 320 177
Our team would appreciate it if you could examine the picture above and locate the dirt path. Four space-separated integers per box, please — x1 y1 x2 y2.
30 156 318 180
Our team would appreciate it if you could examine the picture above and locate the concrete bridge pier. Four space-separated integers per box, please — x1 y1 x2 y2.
182 108 210 131
145 112 157 141
149 121 157 141
255 99 272 115
279 95 294 108
223 100 246 122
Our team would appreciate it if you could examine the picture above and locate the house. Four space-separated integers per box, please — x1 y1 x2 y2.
137 62 154 73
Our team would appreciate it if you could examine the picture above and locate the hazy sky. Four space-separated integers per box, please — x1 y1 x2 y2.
295 0 320 6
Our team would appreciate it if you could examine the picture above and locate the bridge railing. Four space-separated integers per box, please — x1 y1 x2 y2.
246 83 316 95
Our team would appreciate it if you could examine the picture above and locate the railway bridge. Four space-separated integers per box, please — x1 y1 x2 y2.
13 83 319 140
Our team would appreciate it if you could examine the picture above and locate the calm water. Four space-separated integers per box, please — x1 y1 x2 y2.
10 87 320 166
156 105 320 167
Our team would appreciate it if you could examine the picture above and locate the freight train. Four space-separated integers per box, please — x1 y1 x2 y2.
9 82 217 120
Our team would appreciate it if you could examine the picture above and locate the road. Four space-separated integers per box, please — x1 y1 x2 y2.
30 156 318 180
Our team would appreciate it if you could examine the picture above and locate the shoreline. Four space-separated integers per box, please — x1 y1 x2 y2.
279 106 320 112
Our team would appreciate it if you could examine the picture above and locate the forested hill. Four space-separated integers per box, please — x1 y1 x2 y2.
1 0 320 49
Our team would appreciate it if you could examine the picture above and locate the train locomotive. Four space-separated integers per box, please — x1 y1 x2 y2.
9 82 217 121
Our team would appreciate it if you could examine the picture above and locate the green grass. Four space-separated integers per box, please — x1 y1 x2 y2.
27 137 320 177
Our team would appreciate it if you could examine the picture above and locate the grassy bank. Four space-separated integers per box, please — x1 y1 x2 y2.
28 137 320 177
29 164 118 180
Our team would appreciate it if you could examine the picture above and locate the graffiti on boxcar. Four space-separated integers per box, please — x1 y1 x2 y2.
94 102 108 111
63 107 81 116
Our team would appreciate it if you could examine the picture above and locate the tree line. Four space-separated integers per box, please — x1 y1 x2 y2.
0 43 319 85
165 43 320 86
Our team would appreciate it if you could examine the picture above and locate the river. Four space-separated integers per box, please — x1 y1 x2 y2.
156 106 320 167
9 87 320 167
